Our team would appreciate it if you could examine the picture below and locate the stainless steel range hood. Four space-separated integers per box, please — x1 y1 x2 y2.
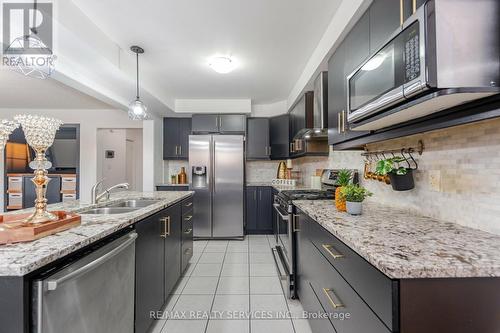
295 71 328 140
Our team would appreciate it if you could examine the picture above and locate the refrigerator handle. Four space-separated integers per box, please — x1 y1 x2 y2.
212 139 216 194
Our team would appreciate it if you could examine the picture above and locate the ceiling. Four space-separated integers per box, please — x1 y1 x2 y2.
0 69 113 109
72 0 343 105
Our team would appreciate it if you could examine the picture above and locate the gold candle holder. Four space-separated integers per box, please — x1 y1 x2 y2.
14 115 63 224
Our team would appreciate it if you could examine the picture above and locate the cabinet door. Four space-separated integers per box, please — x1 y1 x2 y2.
178 118 192 159
219 115 246 133
257 187 273 233
245 187 258 233
270 114 290 160
246 118 270 160
163 118 180 160
135 212 165 333
327 42 346 146
163 203 182 299
192 115 219 133
369 0 401 54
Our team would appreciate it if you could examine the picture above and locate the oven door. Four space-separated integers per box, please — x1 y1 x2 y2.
347 7 428 123
272 203 295 298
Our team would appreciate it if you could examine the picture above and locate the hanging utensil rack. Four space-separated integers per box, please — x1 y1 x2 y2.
361 140 424 158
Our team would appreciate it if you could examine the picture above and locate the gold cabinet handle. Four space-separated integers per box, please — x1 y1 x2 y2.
323 288 344 309
341 110 346 133
184 248 192 255
337 113 341 134
412 0 416 13
400 0 404 26
184 215 193 221
322 244 344 259
293 214 300 232
160 216 171 237
185 202 193 207
184 228 193 234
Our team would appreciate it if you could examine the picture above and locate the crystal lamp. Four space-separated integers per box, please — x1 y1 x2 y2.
0 120 19 151
14 114 63 224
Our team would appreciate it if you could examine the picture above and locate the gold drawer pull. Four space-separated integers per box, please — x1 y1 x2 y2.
184 228 193 234
185 202 193 207
322 244 344 259
293 214 300 232
323 288 344 309
160 216 171 238
184 248 192 255
184 215 193 221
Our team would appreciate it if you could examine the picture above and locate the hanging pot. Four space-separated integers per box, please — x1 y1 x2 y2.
346 201 363 215
388 169 415 191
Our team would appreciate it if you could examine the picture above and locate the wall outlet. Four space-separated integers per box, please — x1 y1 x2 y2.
428 170 441 192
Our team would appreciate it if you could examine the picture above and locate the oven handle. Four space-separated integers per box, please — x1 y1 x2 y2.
273 204 289 221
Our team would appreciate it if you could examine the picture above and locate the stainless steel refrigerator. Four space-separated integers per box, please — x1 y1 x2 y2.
189 135 244 239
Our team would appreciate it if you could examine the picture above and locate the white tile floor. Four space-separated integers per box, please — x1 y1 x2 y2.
149 235 313 333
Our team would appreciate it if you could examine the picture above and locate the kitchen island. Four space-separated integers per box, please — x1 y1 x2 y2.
0 191 194 333
293 200 500 333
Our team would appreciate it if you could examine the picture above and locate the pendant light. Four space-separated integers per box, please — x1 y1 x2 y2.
128 45 150 120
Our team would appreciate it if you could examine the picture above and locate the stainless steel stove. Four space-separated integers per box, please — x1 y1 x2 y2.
271 169 358 299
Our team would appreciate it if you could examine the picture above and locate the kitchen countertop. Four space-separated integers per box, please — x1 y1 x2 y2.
293 200 500 279
0 191 193 276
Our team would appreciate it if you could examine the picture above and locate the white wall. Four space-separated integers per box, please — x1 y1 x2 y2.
142 115 164 192
126 129 143 191
0 109 147 209
96 129 127 189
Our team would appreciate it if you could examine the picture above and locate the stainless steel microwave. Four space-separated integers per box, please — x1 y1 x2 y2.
347 0 500 131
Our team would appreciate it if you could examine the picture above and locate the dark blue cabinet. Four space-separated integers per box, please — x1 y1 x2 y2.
163 117 191 160
246 186 273 234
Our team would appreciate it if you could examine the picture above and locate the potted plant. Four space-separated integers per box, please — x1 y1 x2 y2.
375 157 415 191
334 169 352 212
340 184 372 215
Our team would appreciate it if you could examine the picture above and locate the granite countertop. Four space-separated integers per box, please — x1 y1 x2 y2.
293 200 500 279
0 191 193 276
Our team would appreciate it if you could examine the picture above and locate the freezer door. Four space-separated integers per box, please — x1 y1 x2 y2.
189 135 212 237
212 135 244 238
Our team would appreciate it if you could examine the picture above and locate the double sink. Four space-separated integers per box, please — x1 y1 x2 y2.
80 199 161 215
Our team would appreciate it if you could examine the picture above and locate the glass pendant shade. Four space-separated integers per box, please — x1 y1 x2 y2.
128 99 149 120
0 119 19 151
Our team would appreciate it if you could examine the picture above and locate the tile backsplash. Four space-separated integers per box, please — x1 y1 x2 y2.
162 160 189 184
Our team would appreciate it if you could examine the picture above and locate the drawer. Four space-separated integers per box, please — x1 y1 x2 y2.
181 196 194 215
182 214 193 242
61 177 77 191
8 193 23 207
302 212 397 330
306 237 391 333
62 193 77 202
8 177 23 192
181 240 193 273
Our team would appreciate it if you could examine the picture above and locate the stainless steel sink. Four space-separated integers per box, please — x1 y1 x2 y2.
107 199 161 208
80 207 140 215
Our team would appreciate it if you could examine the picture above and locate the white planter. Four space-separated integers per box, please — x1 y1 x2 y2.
346 201 363 215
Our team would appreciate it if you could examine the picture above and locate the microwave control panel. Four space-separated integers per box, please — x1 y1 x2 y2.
404 22 420 82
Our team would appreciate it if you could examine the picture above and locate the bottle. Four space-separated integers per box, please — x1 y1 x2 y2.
178 167 187 184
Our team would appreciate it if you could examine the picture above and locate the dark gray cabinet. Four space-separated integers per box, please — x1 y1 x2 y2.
289 92 313 157
270 114 290 160
163 117 191 160
181 197 194 273
135 197 193 333
369 0 401 54
246 186 273 234
328 12 370 146
135 211 165 333
164 204 182 298
246 118 270 160
23 175 61 208
192 114 246 133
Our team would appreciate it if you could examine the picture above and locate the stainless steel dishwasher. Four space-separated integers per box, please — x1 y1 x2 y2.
32 231 137 333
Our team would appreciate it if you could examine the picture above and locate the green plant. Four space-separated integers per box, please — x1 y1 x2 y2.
340 184 372 203
375 157 408 176
335 169 352 186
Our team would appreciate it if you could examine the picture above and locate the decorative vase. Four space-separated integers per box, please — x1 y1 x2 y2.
14 115 63 224
277 161 287 179
346 201 363 215
388 169 415 191
178 167 187 184
335 187 346 212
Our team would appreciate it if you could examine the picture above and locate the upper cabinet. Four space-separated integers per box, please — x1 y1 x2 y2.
290 92 314 157
246 118 270 160
270 114 290 160
163 118 191 160
369 0 401 54
192 114 246 133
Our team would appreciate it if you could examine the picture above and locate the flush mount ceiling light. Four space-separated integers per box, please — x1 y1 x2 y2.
208 56 236 74
128 45 150 120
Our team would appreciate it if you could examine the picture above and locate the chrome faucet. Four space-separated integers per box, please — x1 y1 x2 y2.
91 180 130 204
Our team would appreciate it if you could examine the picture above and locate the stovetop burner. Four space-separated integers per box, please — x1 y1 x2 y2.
279 189 335 201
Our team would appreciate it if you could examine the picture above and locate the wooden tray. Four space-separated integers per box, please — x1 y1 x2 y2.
0 211 81 245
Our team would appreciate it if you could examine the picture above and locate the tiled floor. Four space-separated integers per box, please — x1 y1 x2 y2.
150 235 313 333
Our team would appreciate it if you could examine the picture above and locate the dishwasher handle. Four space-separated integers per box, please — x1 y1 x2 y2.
46 232 138 291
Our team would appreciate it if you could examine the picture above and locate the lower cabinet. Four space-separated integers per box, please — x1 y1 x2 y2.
296 208 392 333
156 185 189 191
246 186 273 234
135 196 193 333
